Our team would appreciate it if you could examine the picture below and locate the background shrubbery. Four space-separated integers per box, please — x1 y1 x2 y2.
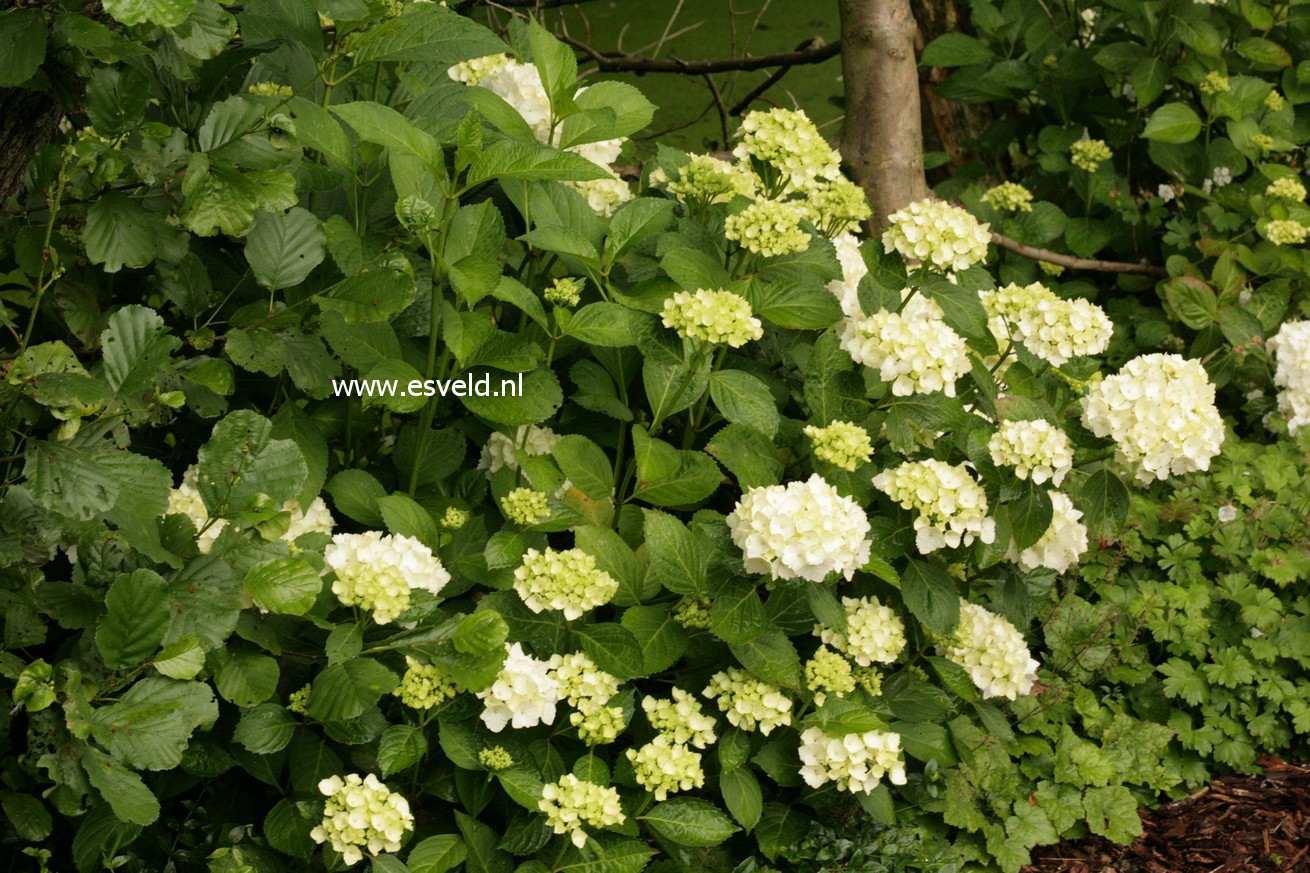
1 1 1309 872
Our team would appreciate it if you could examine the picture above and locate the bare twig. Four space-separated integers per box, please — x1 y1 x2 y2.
728 38 824 115
703 74 732 146
558 34 841 74
991 232 1166 277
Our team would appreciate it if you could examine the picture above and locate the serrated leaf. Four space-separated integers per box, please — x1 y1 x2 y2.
307 658 398 722
97 569 170 669
641 798 738 847
234 704 297 754
378 725 428 777
244 558 322 615
245 207 326 291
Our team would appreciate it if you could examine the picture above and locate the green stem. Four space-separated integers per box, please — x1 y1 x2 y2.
408 223 452 495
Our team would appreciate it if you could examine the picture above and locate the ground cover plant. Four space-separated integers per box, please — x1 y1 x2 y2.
0 1 1309 872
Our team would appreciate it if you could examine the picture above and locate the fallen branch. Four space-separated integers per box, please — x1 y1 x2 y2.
991 232 1166 277
560 34 841 74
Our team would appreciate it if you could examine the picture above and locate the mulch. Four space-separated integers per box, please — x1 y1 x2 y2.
1024 758 1310 873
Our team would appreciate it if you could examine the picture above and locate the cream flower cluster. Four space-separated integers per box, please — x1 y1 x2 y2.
661 288 764 347
545 277 584 307
539 776 625 848
1266 219 1309 245
838 298 971 396
980 282 1113 366
283 497 336 543
501 487 550 526
703 668 793 734
479 746 513 770
827 231 869 318
478 642 559 732
816 596 907 667
987 419 1074 485
873 460 996 553
942 600 1039 700
732 107 840 192
571 172 633 217
571 704 624 746
642 688 717 748
724 200 812 257
805 646 856 706
673 596 712 629
1269 320 1310 434
1267 177 1307 201
310 774 413 867
393 656 463 709
803 177 872 236
549 652 620 709
804 420 874 471
798 727 907 794
447 53 511 85
324 532 450 625
479 425 562 476
981 182 1034 212
1080 353 1225 483
1070 139 1112 172
881 198 991 272
167 467 333 553
626 735 706 801
726 474 872 582
665 153 759 205
1006 491 1088 573
513 547 618 620
440 507 468 529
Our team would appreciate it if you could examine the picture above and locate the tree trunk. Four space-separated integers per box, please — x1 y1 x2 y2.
838 0 928 226
0 88 63 208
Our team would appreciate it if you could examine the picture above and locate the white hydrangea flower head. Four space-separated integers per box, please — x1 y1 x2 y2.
815 596 907 667
980 282 1113 366
804 645 856 706
732 107 841 192
665 153 759 205
1269 320 1310 433
167 467 226 553
827 231 868 318
981 182 1034 213
284 496 335 543
477 642 559 732
479 425 562 476
1080 353 1225 483
548 652 619 709
476 60 552 140
1266 177 1306 201
804 420 874 471
726 474 872 583
310 773 413 867
798 727 907 794
642 688 717 749
838 300 971 396
661 289 764 347
571 702 625 746
324 531 450 625
538 775 625 848
987 419 1074 485
393 656 463 709
448 53 512 85
514 547 618 620
881 198 991 272
941 599 1039 700
872 460 996 553
568 171 632 217
703 667 792 734
802 177 872 236
626 736 706 801
1006 491 1088 573
1266 219 1309 246
724 200 812 257
501 487 550 526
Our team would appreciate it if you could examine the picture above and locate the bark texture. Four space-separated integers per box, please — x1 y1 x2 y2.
838 0 929 226
0 87 62 207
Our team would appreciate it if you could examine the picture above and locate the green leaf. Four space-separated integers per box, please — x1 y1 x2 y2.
620 605 688 675
308 658 398 722
410 835 468 873
562 303 646 347
1082 785 1143 844
233 703 296 754
102 304 180 398
453 611 509 656
196 410 307 515
102 0 194 27
317 268 416 324
631 431 722 507
153 636 206 680
576 623 645 679
641 798 738 847
332 101 444 170
604 198 674 266
709 370 779 437
1006 485 1053 551
720 769 762 834
806 698 888 734
80 746 160 826
0 10 46 87
244 558 322 615
97 569 169 669
462 367 563 425
552 434 614 500
556 834 654 873
1 792 52 841
378 724 428 777
214 651 280 707
84 192 168 273
466 141 612 186
754 804 809 861
746 281 843 329
180 153 258 237
244 208 326 291
347 3 505 66
377 493 440 549
920 32 994 67
1078 469 1129 538
901 559 960 635
264 798 315 859
1162 277 1218 329
709 578 767 644
1143 103 1203 143
804 330 866 425
730 631 801 690
326 469 387 526
457 810 513 873
90 678 217 770
642 509 708 595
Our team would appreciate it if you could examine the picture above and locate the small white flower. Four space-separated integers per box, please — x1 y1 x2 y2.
1157 183 1176 203
988 419 1074 486
538 775 625 849
1218 505 1239 523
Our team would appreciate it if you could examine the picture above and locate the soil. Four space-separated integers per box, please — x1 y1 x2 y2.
1023 758 1310 872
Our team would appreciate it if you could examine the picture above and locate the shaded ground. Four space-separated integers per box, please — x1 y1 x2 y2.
1025 759 1310 872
